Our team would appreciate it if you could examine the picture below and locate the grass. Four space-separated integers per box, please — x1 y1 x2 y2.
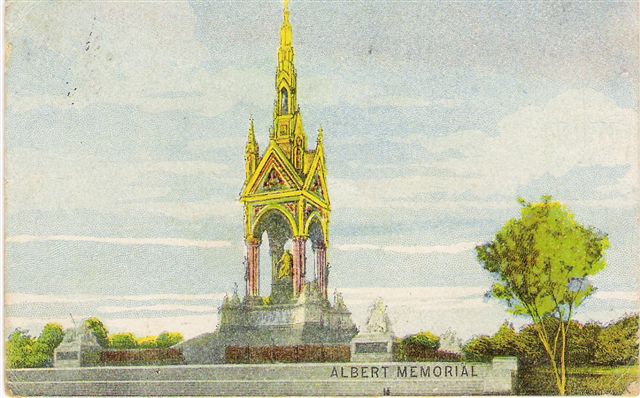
516 365 638 395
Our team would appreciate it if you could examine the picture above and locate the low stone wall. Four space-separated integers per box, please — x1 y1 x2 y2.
7 357 518 396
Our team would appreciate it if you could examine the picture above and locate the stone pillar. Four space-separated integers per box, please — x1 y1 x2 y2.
291 237 306 296
314 242 327 298
246 238 260 296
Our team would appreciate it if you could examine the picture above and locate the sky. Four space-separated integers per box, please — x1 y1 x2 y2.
4 1 639 341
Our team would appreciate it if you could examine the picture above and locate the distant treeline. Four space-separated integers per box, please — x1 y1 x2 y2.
6 317 184 368
461 314 638 367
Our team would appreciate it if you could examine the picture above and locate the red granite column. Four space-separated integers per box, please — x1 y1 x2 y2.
314 242 327 299
246 238 260 296
292 237 306 296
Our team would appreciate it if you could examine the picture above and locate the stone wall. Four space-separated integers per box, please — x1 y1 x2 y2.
7 357 518 396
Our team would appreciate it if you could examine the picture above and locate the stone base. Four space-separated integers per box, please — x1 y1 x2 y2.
178 284 357 364
7 359 519 396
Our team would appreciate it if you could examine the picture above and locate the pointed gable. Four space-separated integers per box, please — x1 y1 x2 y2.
303 150 329 204
243 143 303 196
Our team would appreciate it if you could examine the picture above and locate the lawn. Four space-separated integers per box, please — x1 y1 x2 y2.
516 365 638 395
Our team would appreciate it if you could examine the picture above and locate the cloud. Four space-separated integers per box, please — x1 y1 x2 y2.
333 242 477 255
6 288 636 340
139 200 242 221
333 89 637 211
6 2 273 117
6 235 232 249
97 304 213 314
144 161 230 176
5 293 226 305
594 290 639 301
301 75 462 109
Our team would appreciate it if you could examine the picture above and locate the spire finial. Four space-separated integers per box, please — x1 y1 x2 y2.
280 0 292 47
317 126 323 144
248 117 255 138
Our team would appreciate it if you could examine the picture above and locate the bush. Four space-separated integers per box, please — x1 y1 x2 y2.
404 331 440 350
137 336 158 349
594 314 638 366
516 365 638 395
109 333 138 349
84 317 109 348
156 332 183 348
99 348 183 366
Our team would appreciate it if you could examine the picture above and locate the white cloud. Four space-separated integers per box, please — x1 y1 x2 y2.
333 89 638 210
98 304 213 314
594 290 639 301
6 288 636 340
6 235 232 249
333 242 477 255
301 74 462 109
6 293 226 305
6 2 273 117
144 161 230 176
139 200 243 221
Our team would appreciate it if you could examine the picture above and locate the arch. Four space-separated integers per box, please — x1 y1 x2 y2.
252 204 299 238
304 211 328 245
280 87 289 114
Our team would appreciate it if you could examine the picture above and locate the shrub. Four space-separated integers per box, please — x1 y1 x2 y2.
156 332 183 348
404 331 440 350
594 314 639 366
109 333 138 349
99 348 183 366
83 317 109 348
137 336 158 349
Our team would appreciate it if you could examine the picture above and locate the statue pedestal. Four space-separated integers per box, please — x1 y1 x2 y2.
54 324 102 368
350 298 395 362
219 283 356 347
178 283 357 364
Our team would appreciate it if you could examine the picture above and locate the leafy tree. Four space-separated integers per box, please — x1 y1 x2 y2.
109 333 138 349
137 336 158 349
156 332 184 348
83 317 109 348
6 329 34 368
476 196 608 395
6 324 65 368
32 323 65 367
594 314 639 365
566 320 601 366
491 322 523 357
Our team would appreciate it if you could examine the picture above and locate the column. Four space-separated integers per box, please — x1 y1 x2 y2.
291 237 306 296
314 242 327 299
246 238 260 297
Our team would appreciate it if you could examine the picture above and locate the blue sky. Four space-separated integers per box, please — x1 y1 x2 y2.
5 1 638 340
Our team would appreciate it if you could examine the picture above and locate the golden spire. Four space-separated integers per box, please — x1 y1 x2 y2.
280 0 292 48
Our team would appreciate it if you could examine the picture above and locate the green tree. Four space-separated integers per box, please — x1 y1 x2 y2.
156 332 184 348
83 317 109 348
6 329 34 368
476 196 608 395
109 333 138 349
566 320 601 366
6 324 64 368
32 323 65 367
594 314 639 365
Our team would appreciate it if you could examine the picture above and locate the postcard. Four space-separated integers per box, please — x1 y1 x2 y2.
4 0 638 396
